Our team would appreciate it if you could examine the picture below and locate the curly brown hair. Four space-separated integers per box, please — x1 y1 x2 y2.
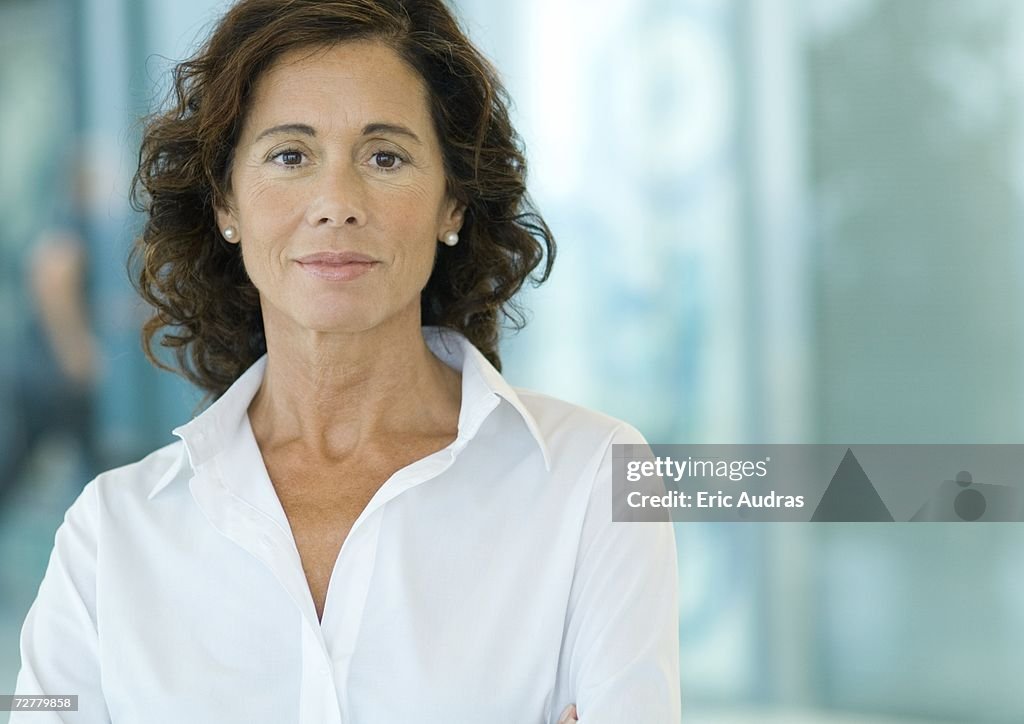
130 0 554 399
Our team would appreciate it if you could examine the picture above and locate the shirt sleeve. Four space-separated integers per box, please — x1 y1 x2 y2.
11 480 111 723
560 424 681 724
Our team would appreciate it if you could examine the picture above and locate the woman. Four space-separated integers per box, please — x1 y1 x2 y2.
13 1 680 722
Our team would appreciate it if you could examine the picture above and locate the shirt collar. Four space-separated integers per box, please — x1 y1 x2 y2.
150 326 551 499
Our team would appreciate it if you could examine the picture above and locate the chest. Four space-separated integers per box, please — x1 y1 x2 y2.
262 443 453 622
102 495 573 724
264 462 382 621
100 444 574 723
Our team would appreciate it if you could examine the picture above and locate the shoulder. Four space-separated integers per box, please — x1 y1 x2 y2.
47 440 188 553
514 386 646 444
90 439 189 506
510 386 647 470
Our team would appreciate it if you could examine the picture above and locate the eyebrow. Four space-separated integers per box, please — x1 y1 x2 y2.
363 122 422 145
254 122 422 145
254 123 315 143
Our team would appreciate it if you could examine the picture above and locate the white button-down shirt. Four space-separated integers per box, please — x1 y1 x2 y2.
14 327 680 723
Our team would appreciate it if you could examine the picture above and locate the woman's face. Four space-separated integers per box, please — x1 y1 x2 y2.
216 40 462 336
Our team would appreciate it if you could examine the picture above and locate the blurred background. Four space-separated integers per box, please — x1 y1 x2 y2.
1 0 1023 721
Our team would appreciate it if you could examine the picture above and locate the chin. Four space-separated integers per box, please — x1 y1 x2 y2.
295 309 383 335
267 294 380 335
263 287 417 338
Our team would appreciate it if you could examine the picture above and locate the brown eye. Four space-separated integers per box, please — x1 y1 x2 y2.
270 149 305 166
372 151 403 171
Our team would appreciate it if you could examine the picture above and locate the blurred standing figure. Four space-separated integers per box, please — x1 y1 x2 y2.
0 217 101 511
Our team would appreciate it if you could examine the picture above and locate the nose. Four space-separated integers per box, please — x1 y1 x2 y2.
304 162 366 228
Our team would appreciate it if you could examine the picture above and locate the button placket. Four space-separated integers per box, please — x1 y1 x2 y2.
299 619 342 724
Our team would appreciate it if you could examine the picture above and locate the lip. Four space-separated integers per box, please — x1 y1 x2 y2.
295 251 380 281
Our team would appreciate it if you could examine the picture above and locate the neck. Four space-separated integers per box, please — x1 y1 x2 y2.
248 303 461 460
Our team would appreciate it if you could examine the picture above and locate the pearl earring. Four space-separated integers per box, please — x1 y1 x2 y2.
222 226 238 242
442 231 459 247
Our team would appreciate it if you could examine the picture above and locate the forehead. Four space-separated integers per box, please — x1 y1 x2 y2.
243 40 432 133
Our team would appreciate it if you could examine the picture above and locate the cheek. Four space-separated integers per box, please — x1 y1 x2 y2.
236 184 303 272
237 242 272 294
382 186 438 247
410 238 439 286
243 178 301 223
387 233 437 296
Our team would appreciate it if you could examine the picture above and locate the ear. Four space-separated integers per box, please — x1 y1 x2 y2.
440 195 466 235
214 196 240 244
